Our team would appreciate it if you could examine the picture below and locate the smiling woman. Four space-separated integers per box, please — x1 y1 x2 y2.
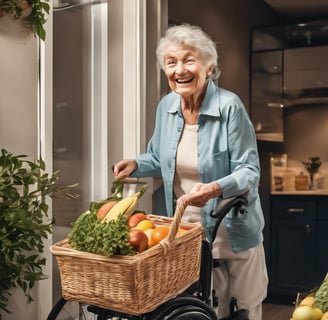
113 23 268 320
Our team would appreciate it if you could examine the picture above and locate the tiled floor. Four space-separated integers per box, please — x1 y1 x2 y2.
262 303 294 320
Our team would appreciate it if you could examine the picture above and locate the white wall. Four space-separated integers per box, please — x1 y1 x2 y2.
0 16 38 156
0 15 39 320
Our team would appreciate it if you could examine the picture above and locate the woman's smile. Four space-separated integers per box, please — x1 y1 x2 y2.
175 77 194 84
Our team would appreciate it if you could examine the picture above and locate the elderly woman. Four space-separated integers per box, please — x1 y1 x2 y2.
113 24 268 319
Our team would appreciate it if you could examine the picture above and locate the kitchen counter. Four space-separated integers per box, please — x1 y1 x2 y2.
271 189 328 195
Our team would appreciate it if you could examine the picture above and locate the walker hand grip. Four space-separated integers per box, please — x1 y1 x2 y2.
210 193 248 243
210 194 248 219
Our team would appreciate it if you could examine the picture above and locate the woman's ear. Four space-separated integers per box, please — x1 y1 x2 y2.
206 65 213 79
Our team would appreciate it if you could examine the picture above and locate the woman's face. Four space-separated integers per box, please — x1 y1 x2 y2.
163 44 212 100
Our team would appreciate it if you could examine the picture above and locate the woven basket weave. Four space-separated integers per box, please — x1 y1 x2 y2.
51 202 204 315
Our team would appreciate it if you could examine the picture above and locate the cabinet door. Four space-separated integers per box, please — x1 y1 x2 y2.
271 220 316 295
317 200 328 283
316 221 328 284
251 51 283 142
284 46 328 107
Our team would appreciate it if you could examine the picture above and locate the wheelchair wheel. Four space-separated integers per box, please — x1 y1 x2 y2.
47 297 141 320
149 296 217 320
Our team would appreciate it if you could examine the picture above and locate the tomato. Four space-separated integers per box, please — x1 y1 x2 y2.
151 226 170 245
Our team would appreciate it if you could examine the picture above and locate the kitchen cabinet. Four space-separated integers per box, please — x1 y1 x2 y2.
284 46 328 107
317 201 328 280
250 19 328 142
251 51 284 142
269 195 328 301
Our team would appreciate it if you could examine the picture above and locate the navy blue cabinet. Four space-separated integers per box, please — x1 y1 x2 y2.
317 201 328 282
269 196 328 301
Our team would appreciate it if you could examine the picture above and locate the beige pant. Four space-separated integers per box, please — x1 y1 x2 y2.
212 226 268 320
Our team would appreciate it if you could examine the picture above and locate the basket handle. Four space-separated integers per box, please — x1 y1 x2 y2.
159 197 188 254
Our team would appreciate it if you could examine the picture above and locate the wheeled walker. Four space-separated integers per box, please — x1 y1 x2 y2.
47 194 249 320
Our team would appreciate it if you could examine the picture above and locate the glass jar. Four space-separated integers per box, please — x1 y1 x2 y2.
295 172 309 190
283 169 295 191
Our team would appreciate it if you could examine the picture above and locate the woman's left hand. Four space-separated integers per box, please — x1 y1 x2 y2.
181 182 222 207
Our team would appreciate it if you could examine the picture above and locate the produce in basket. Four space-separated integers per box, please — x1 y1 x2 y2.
291 305 317 320
315 275 328 313
291 296 324 320
68 211 136 256
291 275 328 320
128 229 149 252
127 212 148 228
68 180 148 256
91 179 125 219
102 185 147 223
67 180 194 256
96 200 118 220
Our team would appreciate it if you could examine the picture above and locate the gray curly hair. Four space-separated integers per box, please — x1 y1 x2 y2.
156 24 221 80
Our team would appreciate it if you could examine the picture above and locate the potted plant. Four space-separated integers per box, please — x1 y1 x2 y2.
0 0 50 40
0 149 78 317
302 156 322 190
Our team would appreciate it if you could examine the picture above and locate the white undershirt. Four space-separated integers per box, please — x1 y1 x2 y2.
174 124 230 253
174 124 202 223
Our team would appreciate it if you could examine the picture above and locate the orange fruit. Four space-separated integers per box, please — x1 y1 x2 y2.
151 226 170 245
148 237 157 248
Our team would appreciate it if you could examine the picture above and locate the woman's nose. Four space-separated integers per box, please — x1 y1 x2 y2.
175 61 185 74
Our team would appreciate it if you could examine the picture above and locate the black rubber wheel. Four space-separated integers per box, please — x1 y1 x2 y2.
149 296 218 320
47 298 144 320
47 298 67 320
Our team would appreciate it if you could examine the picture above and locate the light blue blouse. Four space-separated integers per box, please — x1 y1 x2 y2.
131 80 264 253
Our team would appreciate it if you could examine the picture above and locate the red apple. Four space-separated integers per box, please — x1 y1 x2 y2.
127 212 148 229
128 229 148 252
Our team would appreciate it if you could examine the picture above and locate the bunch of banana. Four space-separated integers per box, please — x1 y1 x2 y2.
102 184 148 223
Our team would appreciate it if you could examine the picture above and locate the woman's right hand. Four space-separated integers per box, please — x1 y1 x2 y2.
112 159 137 179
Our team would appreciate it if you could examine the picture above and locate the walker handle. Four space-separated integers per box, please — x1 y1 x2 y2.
210 193 248 243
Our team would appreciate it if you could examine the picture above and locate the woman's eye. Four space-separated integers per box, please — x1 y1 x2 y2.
166 60 176 66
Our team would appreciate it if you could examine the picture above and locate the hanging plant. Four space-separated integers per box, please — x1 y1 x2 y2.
0 149 79 316
0 0 50 40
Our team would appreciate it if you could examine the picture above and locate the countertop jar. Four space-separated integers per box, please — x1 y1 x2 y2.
283 169 295 191
295 172 309 190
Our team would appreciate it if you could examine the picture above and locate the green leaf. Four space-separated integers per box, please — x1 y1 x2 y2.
0 149 79 315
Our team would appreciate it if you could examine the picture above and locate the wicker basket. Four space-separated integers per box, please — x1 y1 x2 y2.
51 202 204 315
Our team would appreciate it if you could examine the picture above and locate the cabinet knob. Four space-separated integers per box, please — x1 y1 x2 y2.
305 224 311 235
